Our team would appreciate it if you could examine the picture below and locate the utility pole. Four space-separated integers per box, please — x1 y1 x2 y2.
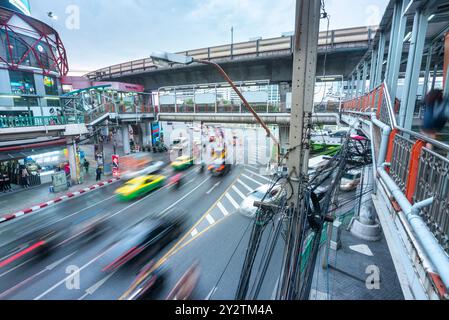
285 0 321 207
278 0 321 300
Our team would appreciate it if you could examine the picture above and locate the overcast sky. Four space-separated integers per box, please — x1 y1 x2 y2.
29 0 389 75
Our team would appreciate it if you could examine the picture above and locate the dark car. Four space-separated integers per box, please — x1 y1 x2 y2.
102 213 186 273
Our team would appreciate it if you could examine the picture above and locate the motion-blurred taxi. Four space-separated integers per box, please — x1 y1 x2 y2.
115 175 166 201
171 156 194 171
208 159 231 177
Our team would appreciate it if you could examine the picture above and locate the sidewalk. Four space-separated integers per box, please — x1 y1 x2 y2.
0 169 113 216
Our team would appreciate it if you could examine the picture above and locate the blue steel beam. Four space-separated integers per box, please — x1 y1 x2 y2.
370 49 378 91
400 9 429 129
362 60 368 94
385 0 401 83
387 0 408 104
375 32 386 87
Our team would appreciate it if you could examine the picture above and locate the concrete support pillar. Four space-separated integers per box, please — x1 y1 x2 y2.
122 125 131 155
387 0 407 104
66 138 79 185
279 82 292 112
279 125 290 156
399 9 429 129
350 165 381 241
140 122 151 149
244 128 249 165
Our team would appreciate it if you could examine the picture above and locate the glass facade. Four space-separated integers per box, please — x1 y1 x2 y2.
9 70 38 107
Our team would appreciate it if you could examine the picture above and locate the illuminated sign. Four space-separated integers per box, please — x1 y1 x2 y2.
8 0 31 16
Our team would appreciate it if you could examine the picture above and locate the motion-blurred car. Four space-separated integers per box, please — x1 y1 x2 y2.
102 213 187 273
122 161 165 181
166 261 200 300
340 170 362 191
208 159 231 177
171 156 194 171
239 184 285 218
115 175 166 201
120 262 167 300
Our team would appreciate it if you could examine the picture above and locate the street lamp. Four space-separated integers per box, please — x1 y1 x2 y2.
150 52 281 163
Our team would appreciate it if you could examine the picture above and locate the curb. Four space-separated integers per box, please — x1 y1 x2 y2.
0 178 120 225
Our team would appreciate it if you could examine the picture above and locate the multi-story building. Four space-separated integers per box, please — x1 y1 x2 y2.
0 1 68 120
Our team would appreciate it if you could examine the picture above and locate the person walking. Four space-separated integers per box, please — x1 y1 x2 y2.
96 166 102 182
83 159 90 174
0 172 4 193
21 167 29 188
3 172 11 192
422 89 448 148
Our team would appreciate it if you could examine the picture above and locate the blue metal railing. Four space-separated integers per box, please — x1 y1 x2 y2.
0 116 84 129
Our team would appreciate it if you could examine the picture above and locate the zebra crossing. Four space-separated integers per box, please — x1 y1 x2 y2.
183 166 275 245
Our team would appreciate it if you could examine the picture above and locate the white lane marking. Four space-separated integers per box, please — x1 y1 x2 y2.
217 202 230 217
191 229 199 237
205 286 218 300
206 182 221 195
0 252 77 299
78 271 118 300
34 250 106 300
155 177 212 219
244 169 272 182
241 174 264 186
349 244 374 257
237 179 253 193
0 257 35 278
225 193 240 210
206 215 216 225
232 186 246 200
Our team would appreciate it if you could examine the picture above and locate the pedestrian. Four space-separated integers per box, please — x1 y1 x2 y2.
83 159 90 174
0 172 4 193
96 166 102 182
422 89 448 148
64 163 71 181
21 167 29 188
3 172 11 192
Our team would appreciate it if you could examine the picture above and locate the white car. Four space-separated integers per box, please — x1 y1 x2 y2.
239 184 285 218
340 170 362 191
122 161 165 181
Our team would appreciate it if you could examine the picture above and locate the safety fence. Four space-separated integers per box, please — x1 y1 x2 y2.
341 84 449 254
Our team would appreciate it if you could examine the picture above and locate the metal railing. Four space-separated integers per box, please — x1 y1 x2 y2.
341 83 449 254
0 116 84 129
86 26 377 81
158 102 289 114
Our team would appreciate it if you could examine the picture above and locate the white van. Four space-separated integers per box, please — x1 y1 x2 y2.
340 169 362 191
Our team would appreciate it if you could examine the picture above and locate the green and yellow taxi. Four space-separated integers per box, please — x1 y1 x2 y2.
171 156 194 171
115 175 167 201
